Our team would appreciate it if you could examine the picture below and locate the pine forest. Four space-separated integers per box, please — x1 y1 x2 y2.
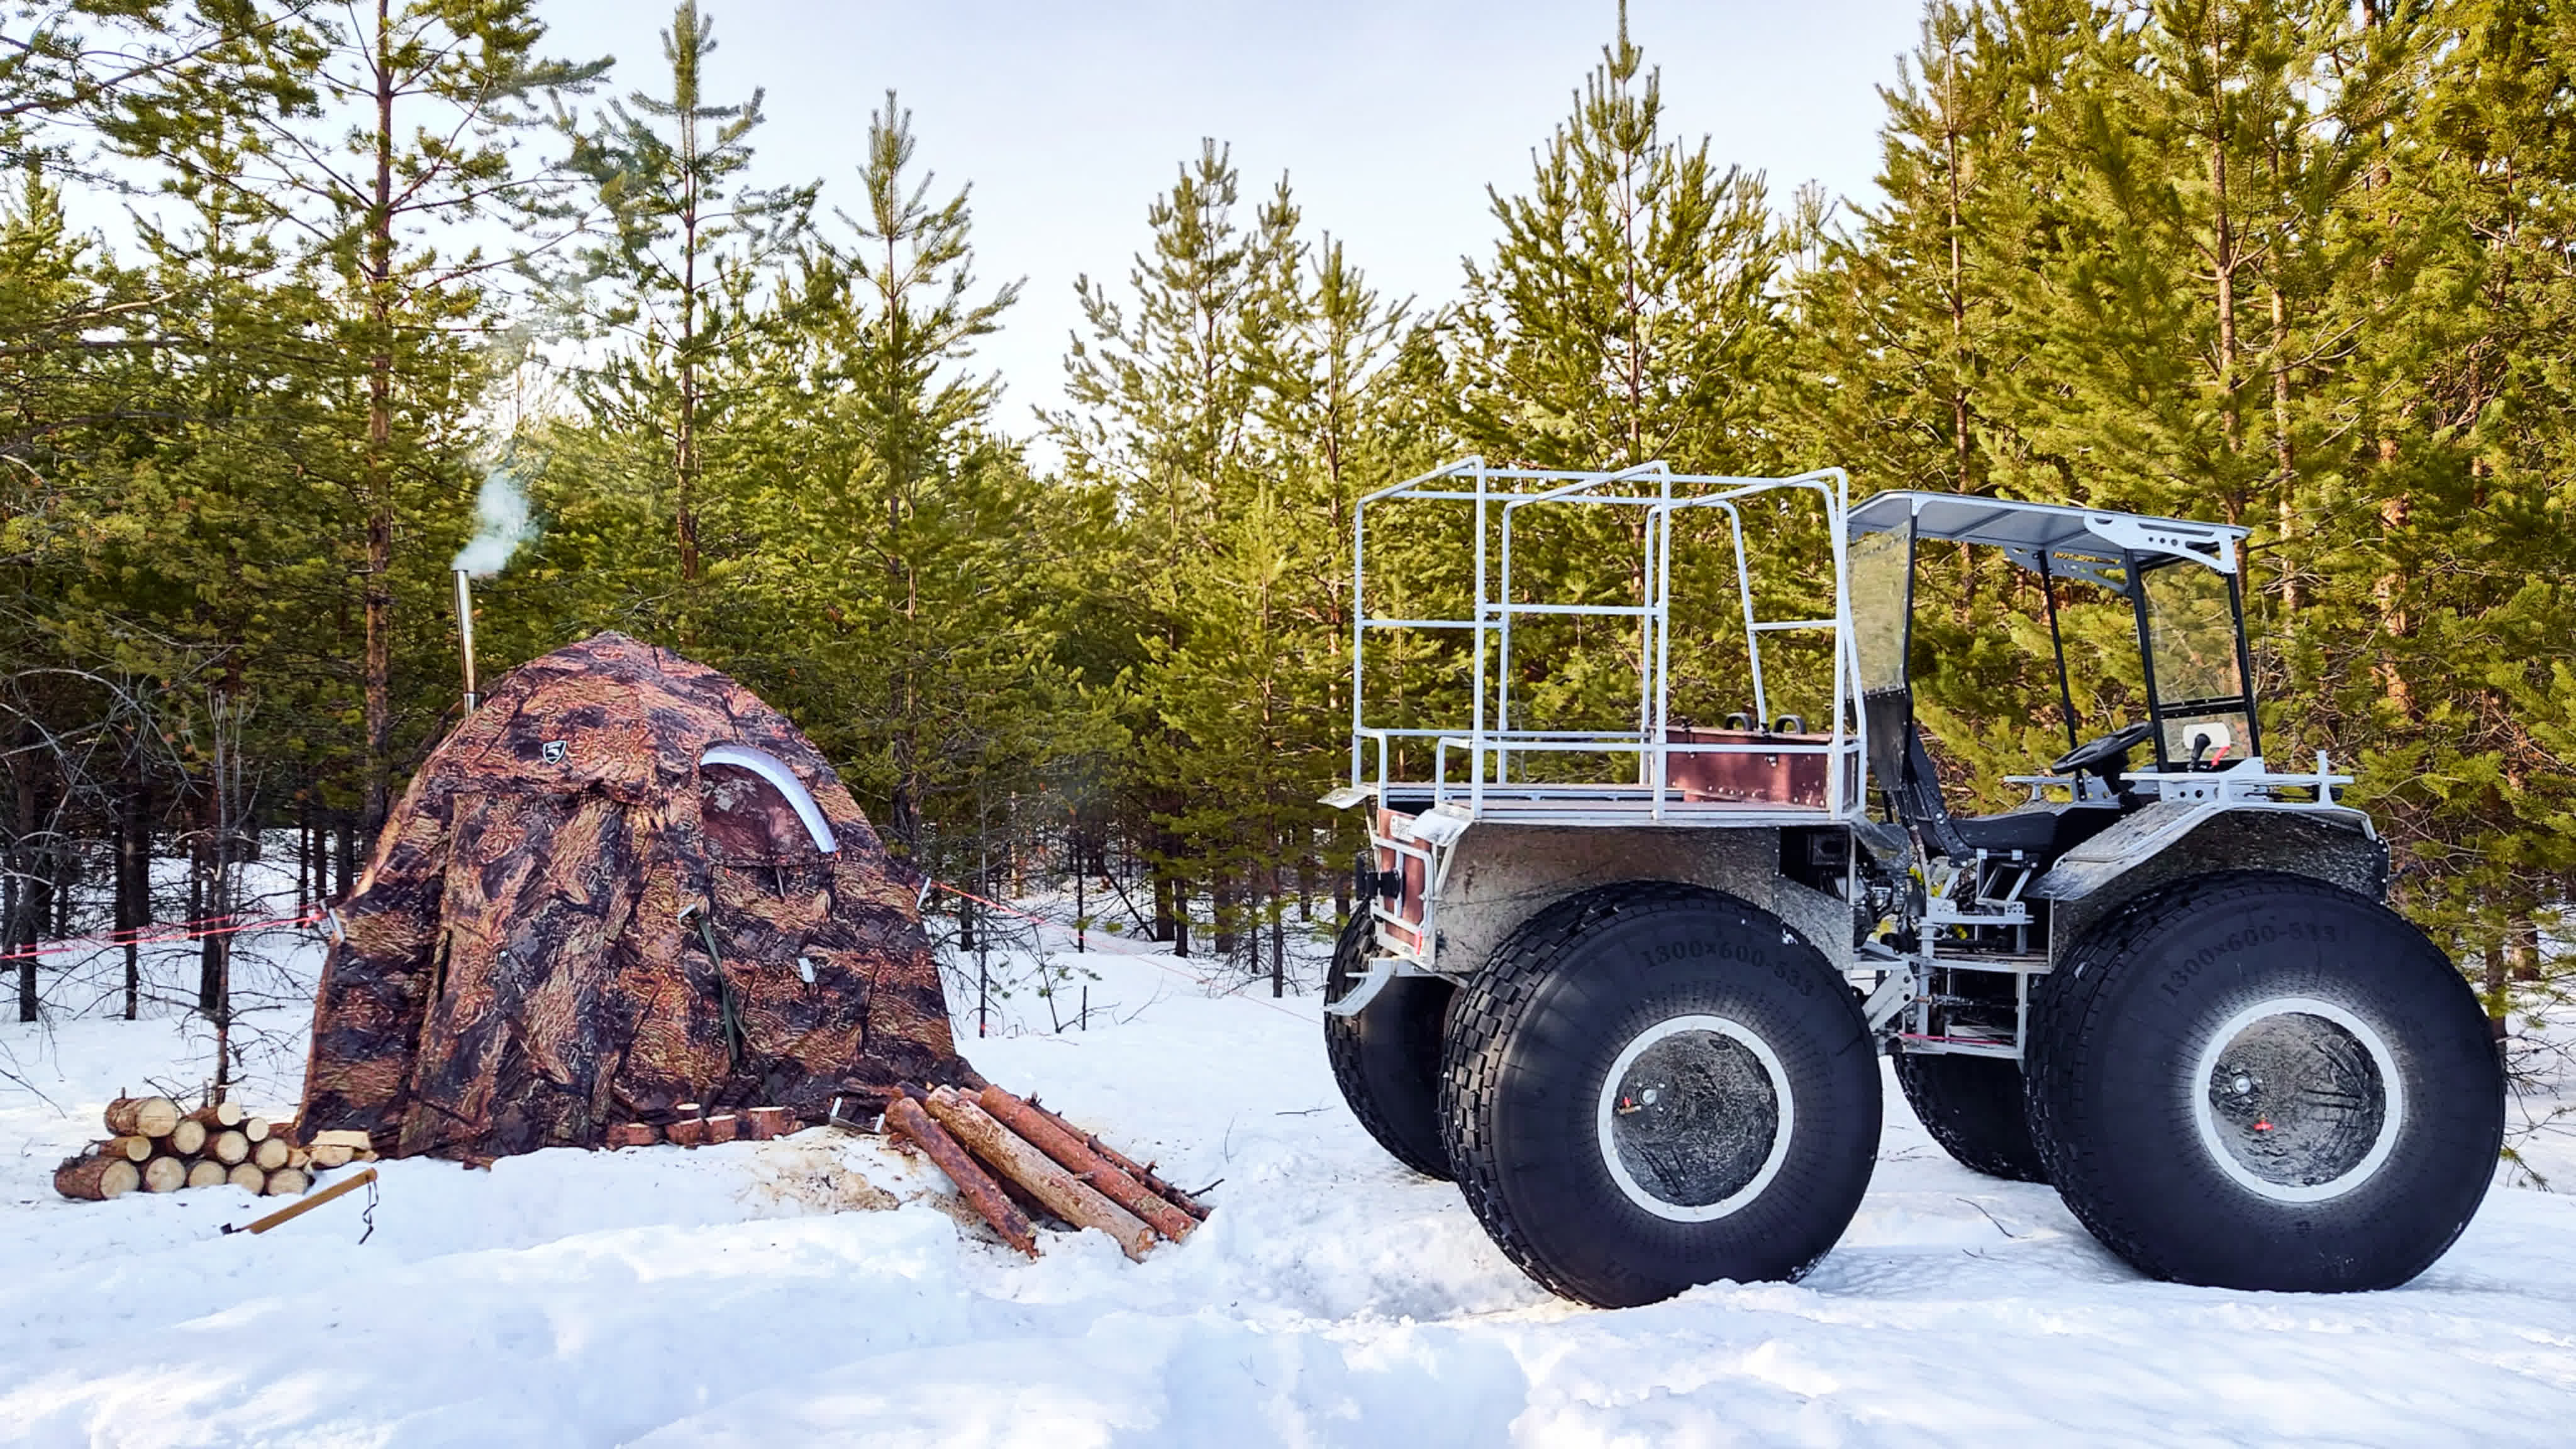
4 0 2572 1042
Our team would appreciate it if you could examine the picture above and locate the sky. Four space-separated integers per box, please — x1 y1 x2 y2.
535 0 1934 445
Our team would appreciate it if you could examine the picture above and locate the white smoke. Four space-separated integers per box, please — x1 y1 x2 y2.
451 467 533 576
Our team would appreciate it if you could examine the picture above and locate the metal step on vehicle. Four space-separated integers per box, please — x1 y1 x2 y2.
1319 459 2503 1309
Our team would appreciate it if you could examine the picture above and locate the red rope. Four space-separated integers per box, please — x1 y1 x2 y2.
927 879 1319 1024
0 908 327 964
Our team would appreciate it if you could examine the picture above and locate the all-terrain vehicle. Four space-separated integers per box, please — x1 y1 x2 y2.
1319 460 2503 1309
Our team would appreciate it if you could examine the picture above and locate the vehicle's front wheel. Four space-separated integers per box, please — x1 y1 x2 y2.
1440 882 1881 1308
2027 871 2502 1291
1323 911 1453 1179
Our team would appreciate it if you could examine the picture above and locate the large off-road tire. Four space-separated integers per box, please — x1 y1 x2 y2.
1323 912 1453 1179
1893 1049 2048 1182
2027 870 2502 1292
1439 882 1882 1308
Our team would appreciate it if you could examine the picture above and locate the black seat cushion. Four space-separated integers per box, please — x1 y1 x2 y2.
1952 803 2121 860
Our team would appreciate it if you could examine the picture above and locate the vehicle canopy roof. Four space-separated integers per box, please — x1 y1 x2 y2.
1846 491 2246 591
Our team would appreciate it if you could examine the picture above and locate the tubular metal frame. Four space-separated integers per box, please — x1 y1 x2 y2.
1348 458 1867 828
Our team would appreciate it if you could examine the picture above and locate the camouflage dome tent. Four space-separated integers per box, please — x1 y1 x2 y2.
297 632 977 1160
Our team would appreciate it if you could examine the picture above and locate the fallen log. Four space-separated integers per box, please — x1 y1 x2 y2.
977 1087 1194 1243
926 1087 1153 1263
227 1162 265 1192
56 1154 141 1200
141 1155 186 1193
252 1136 290 1172
186 1160 227 1190
1023 1096 1209 1221
209 1130 250 1165
168 1119 208 1157
884 1095 1038 1258
104 1095 180 1139
265 1167 309 1196
105 1135 155 1163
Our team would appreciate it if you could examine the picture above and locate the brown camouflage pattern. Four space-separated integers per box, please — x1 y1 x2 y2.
297 632 977 1159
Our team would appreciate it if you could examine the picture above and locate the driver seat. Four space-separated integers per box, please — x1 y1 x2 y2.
1896 727 2116 865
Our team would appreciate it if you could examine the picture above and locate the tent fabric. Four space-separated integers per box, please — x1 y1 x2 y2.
296 632 975 1159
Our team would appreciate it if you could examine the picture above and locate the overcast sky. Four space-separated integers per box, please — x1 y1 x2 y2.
536 0 1930 444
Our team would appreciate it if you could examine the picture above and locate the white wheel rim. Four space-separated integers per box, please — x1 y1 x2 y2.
2189 996 2404 1204
1595 1014 1795 1222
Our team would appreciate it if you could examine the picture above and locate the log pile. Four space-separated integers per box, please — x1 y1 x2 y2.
879 1082 1208 1262
601 1102 804 1150
53 1095 366 1201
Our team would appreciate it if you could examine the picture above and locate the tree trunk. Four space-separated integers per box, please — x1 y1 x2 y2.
361 0 399 836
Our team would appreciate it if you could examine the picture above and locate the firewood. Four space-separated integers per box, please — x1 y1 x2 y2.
308 1130 371 1151
604 1123 659 1148
309 1143 354 1169
242 1116 271 1145
55 1155 140 1200
168 1119 208 1156
209 1130 250 1165
252 1136 290 1172
745 1106 791 1140
703 1113 738 1145
665 1118 706 1148
186 1160 227 1189
104 1095 180 1139
104 1135 154 1163
925 1087 1153 1263
977 1086 1196 1243
264 1167 309 1196
286 1146 312 1169
142 1155 186 1193
189 1101 245 1130
1024 1096 1209 1220
884 1095 1038 1257
227 1162 265 1192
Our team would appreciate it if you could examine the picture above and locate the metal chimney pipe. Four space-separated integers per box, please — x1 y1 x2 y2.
453 569 479 713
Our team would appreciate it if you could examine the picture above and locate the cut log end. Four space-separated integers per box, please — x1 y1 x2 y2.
252 1136 291 1172
264 1167 310 1196
190 1101 245 1130
142 1155 186 1193
168 1119 208 1157
242 1116 271 1144
186 1159 228 1190
210 1130 251 1165
228 1162 267 1192
106 1134 155 1163
105 1095 181 1140
56 1155 141 1201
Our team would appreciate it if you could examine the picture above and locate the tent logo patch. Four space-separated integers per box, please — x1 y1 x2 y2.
540 740 569 765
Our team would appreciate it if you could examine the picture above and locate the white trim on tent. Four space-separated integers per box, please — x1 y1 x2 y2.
699 743 840 855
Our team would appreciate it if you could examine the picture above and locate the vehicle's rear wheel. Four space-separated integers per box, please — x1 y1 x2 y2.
2027 870 2502 1291
1323 911 1453 1179
1893 1049 2047 1182
1440 882 1881 1308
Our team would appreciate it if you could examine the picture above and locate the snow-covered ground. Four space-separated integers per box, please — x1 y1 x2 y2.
4 909 2575 1446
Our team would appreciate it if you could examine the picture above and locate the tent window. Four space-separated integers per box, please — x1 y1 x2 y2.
699 744 838 859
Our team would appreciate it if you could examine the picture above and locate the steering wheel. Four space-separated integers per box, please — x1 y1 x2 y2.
2051 720 2155 777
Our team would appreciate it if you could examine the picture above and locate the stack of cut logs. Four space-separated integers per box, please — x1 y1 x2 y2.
602 1104 797 1148
884 1083 1207 1262
52 1096 374 1201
